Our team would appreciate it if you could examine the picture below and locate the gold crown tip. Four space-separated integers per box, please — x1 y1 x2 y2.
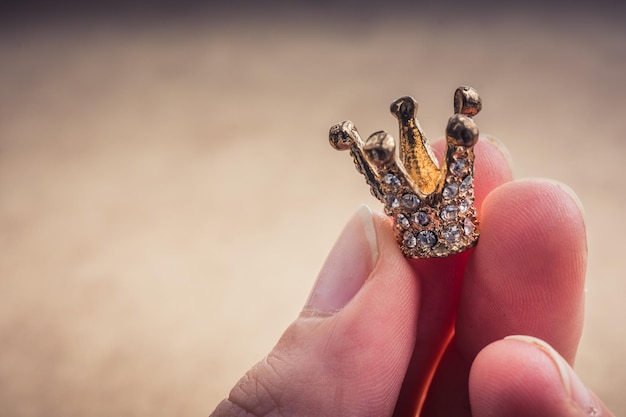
446 114 479 147
454 86 482 117
363 131 395 166
329 120 356 150
390 96 418 120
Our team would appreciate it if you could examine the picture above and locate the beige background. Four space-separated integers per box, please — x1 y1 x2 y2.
1 4 625 416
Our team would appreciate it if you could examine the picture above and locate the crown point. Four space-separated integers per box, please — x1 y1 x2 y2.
454 86 482 117
364 131 396 166
390 96 418 120
446 114 479 147
329 120 356 150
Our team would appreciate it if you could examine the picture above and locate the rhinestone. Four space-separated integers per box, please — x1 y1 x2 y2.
450 159 467 176
384 194 400 209
443 183 459 200
401 193 420 210
433 244 448 256
384 173 401 189
460 175 473 192
403 231 417 248
440 204 458 221
397 213 410 229
464 217 476 235
444 225 461 243
417 230 437 249
412 211 431 226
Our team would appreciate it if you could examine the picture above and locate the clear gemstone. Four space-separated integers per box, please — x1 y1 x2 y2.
412 211 431 226
450 159 467 176
443 183 459 200
401 193 420 210
464 217 476 235
440 204 458 221
460 175 473 192
403 231 417 248
384 194 400 209
459 199 470 213
417 230 437 249
397 213 410 229
384 173 401 189
433 244 448 256
444 225 461 243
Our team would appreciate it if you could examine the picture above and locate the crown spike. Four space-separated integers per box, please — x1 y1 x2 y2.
446 114 479 147
363 131 396 166
454 86 482 117
390 96 441 195
329 86 482 258
329 120 385 200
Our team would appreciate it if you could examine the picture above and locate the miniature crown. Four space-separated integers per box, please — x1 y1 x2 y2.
329 86 482 258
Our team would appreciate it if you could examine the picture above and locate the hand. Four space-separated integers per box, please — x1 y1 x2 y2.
210 137 614 417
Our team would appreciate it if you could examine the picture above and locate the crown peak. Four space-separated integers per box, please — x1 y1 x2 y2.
454 86 482 117
329 120 357 151
364 131 395 166
446 114 479 147
390 96 418 120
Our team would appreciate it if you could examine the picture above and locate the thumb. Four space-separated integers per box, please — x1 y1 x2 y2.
211 206 420 417
469 335 614 417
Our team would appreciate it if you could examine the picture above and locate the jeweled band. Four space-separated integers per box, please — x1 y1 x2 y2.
329 86 482 258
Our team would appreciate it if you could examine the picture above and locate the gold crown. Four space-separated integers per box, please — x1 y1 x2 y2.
329 86 482 258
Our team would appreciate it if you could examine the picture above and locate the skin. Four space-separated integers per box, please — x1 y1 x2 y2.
211 137 615 417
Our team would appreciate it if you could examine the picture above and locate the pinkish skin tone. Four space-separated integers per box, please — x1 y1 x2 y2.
212 137 614 417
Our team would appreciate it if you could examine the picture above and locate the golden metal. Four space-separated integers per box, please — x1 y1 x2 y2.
329 86 482 258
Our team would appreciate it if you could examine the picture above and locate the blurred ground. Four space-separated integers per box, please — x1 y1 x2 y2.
1 2 625 416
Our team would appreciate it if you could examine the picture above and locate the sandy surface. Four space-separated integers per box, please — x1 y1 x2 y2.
1 6 625 415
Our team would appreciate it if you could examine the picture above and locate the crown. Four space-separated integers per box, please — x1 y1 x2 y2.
329 86 482 258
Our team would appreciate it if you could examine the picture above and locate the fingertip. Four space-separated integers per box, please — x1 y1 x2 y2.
304 205 378 314
457 178 587 362
216 207 422 417
470 338 608 417
525 177 586 217
345 206 420 333
481 134 514 170
315 206 421 413
481 178 587 264
473 135 514 207
470 338 558 416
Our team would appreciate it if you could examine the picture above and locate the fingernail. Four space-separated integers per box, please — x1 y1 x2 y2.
505 335 598 415
304 205 378 314
482 134 514 168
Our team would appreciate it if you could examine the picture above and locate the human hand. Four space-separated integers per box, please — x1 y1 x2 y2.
210 137 614 416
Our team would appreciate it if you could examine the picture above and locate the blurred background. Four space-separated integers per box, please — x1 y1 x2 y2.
1 1 625 415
